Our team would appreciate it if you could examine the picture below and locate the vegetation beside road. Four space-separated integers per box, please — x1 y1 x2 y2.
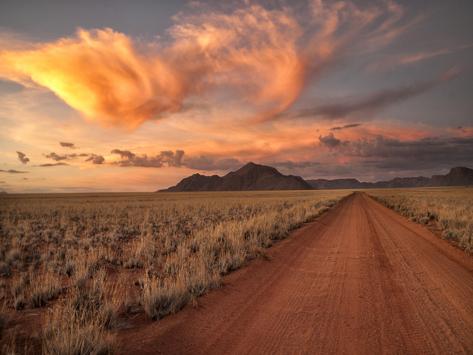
370 187 473 252
0 190 348 353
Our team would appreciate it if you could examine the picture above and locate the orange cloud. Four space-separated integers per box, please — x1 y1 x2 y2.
0 29 183 129
0 1 409 129
168 4 307 122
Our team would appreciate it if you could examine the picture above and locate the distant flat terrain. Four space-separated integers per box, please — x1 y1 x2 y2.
118 192 473 354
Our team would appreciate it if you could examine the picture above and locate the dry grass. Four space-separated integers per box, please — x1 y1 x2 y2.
0 190 348 353
369 187 473 252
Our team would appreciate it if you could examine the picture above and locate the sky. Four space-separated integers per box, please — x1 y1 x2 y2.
0 0 472 192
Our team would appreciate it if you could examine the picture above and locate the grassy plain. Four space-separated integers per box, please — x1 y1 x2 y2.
369 187 473 252
0 190 348 353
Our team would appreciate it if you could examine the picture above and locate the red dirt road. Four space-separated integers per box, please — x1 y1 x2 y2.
118 192 473 354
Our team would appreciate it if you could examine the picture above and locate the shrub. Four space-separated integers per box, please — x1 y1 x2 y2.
29 273 61 308
42 304 112 355
142 276 189 320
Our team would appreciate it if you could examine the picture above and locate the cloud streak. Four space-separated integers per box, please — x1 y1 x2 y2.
330 123 362 131
0 169 28 174
289 68 458 120
368 43 473 71
37 162 69 167
59 142 76 149
0 1 411 128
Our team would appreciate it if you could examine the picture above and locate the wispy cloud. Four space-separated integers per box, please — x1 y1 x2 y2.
367 44 473 71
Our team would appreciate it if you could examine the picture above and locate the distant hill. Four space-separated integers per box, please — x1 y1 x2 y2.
430 167 473 186
159 162 311 192
160 165 473 192
307 167 473 189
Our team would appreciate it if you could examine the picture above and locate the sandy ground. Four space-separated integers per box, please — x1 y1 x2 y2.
117 192 473 354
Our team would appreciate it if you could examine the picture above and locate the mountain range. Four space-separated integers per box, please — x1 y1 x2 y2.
159 163 473 192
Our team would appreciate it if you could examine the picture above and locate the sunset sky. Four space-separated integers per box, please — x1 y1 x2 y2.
0 0 472 192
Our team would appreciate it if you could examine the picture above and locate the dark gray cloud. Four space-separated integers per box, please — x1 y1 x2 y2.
319 133 343 148
59 142 76 149
111 149 184 168
333 135 473 171
160 150 184 167
45 152 89 161
38 162 69 167
85 154 105 164
0 169 28 173
109 148 242 171
45 152 68 161
330 123 361 131
16 151 30 164
110 149 135 160
269 135 473 181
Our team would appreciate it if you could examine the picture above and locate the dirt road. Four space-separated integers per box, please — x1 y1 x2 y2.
118 192 473 354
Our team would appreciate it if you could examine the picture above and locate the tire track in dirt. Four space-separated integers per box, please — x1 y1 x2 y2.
117 192 473 354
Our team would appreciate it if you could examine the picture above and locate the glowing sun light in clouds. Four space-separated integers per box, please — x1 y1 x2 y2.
0 1 406 129
0 29 184 129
